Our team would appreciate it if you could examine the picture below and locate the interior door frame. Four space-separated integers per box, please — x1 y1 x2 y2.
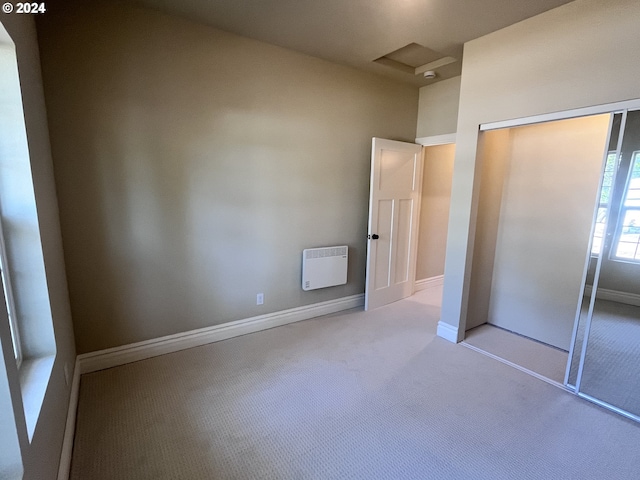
364 134 457 311
413 133 457 297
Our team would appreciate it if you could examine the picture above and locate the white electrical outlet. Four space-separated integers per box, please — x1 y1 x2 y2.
64 362 70 387
256 293 264 305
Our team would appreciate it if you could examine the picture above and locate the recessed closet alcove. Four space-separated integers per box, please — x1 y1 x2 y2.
464 108 640 422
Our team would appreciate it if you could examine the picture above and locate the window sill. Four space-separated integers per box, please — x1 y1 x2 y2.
18 354 54 441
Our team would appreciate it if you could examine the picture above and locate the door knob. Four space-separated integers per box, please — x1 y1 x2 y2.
368 234 379 240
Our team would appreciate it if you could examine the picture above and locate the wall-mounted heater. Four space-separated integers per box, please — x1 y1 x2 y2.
302 246 348 291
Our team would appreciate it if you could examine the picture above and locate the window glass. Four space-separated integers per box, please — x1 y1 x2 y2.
613 151 640 261
591 152 617 255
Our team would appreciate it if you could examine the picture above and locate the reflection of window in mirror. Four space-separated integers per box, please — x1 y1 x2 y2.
591 152 617 255
612 150 640 261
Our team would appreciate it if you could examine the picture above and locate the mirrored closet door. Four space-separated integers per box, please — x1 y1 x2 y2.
568 109 640 422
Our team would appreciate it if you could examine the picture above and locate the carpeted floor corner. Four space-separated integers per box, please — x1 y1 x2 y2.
69 288 640 479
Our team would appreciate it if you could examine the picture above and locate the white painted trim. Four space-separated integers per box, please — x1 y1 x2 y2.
78 294 364 374
480 98 640 131
596 288 640 306
583 286 640 307
57 359 80 480
414 275 444 291
415 133 456 146
436 321 459 343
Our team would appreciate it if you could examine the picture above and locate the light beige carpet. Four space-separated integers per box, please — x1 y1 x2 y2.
70 288 640 479
576 300 640 417
463 324 569 384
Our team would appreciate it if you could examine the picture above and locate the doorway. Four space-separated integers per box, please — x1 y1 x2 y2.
414 143 455 296
462 114 612 384
408 141 456 318
364 138 455 311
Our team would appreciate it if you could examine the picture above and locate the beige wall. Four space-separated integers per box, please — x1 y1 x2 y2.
416 76 461 138
0 14 76 480
466 128 511 331
440 0 640 340
36 1 418 354
416 144 454 280
476 116 609 350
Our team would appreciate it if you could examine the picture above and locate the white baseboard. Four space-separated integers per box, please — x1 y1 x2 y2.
57 358 80 480
78 294 364 375
600 288 640 306
415 275 444 291
437 321 459 343
583 286 640 307
57 294 363 479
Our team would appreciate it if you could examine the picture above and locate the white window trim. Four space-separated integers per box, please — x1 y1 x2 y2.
0 217 21 368
591 151 618 256
610 150 640 263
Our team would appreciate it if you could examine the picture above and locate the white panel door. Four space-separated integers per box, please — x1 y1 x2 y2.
365 138 423 310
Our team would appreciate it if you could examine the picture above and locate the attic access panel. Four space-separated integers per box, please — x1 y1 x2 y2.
373 43 459 81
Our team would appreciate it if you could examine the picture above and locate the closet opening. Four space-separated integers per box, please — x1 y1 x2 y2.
462 105 640 423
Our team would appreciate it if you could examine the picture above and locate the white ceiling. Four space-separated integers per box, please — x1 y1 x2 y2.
131 0 574 86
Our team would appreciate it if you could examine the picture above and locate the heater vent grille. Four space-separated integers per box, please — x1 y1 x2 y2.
302 246 348 291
